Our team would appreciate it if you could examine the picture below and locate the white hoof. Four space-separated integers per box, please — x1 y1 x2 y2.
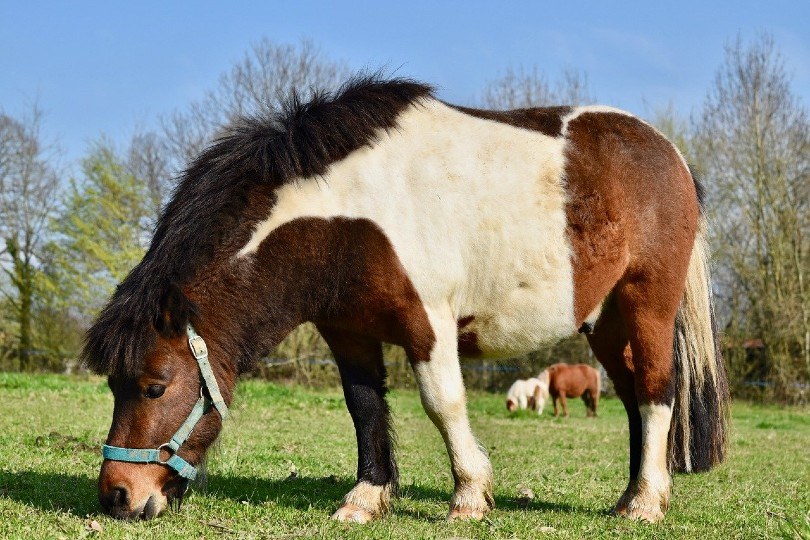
331 503 375 524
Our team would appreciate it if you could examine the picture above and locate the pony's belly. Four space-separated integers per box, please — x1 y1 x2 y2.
459 291 575 358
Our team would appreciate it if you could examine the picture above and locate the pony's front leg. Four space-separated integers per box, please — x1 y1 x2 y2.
411 307 494 520
319 327 396 523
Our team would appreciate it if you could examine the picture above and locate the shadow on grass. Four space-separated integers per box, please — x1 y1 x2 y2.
203 473 601 518
0 469 600 520
0 469 99 516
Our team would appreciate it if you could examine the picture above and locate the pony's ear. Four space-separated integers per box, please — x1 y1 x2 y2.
154 282 197 337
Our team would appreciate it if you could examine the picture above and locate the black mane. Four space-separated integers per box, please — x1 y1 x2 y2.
82 74 434 377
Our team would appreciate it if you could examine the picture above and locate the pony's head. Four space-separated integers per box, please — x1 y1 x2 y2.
506 398 517 412
86 282 234 519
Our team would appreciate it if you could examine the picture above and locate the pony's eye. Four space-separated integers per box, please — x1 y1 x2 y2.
144 384 166 399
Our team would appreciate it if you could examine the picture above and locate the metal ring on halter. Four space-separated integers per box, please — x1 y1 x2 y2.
157 443 175 465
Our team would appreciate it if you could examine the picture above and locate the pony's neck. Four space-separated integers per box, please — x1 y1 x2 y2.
188 243 326 375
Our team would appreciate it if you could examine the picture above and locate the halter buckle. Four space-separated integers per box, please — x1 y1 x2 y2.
188 335 208 359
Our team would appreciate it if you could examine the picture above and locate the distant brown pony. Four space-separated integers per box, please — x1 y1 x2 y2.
541 363 601 417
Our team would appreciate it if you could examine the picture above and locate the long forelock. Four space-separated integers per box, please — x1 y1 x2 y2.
81 73 434 377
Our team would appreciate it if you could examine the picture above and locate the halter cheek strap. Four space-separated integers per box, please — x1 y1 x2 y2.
101 324 229 480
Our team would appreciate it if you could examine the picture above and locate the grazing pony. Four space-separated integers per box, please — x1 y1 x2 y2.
84 75 728 524
541 363 601 417
506 377 548 414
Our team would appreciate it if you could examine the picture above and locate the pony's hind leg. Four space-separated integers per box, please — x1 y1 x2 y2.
559 392 569 417
586 296 643 517
612 277 684 523
318 327 397 523
410 305 494 520
582 391 594 417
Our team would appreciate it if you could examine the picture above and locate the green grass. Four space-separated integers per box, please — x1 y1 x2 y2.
0 373 808 539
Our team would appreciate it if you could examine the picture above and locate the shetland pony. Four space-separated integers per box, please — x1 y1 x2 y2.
84 75 728 524
541 363 601 417
506 377 548 414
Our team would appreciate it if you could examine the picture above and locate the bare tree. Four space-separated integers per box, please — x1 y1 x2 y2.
127 129 171 218
647 102 699 167
0 105 61 370
162 38 349 170
482 66 595 109
696 34 810 401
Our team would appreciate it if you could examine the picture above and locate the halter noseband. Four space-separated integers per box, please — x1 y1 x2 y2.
101 324 229 480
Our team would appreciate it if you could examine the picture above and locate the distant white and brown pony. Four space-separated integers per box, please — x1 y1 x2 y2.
506 377 549 414
85 75 728 524
541 363 601 417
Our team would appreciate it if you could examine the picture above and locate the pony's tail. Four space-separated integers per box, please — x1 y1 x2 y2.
668 216 730 473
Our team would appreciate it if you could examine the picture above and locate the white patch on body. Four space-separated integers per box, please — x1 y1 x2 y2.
239 99 576 356
534 380 549 413
583 300 604 328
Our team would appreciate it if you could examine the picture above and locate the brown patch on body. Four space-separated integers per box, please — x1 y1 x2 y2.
447 106 698 406
457 315 475 329
451 105 572 137
563 111 697 331
456 315 481 357
564 188 628 325
457 331 482 357
233 216 437 364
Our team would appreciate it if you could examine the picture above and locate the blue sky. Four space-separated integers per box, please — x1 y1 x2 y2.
2 1 808 168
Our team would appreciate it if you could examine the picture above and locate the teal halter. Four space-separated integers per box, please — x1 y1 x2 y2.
101 324 229 480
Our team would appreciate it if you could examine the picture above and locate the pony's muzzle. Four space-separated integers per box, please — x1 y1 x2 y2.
98 460 170 519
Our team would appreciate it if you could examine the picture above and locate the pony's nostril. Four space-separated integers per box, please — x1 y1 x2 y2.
113 486 129 507
101 485 129 512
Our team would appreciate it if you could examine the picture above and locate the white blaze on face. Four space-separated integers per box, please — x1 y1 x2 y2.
239 99 577 356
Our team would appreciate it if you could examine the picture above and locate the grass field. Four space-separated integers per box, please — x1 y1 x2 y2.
0 373 808 539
